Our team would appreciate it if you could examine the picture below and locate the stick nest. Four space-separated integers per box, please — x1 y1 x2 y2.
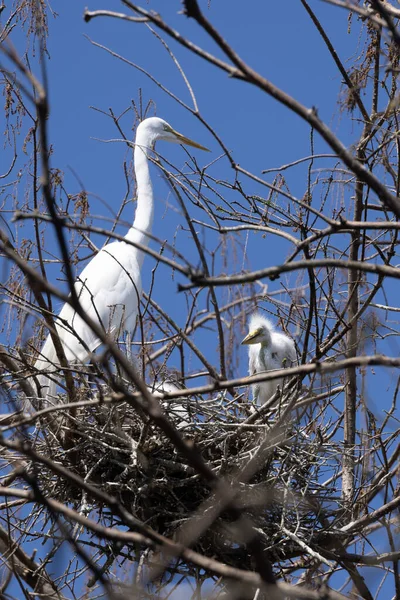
27 389 337 573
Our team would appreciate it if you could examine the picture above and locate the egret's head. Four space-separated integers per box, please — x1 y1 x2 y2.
241 314 273 346
136 117 209 151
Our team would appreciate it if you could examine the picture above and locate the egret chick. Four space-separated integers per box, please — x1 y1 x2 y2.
150 380 190 429
241 313 297 406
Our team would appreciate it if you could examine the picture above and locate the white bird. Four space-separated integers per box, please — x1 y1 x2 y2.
33 117 208 404
241 313 297 406
149 379 190 429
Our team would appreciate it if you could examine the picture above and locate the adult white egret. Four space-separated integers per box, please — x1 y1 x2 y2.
33 117 208 403
241 313 297 406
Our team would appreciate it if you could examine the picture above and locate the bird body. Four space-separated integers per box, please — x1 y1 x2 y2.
149 380 190 429
242 313 297 406
33 117 208 403
35 239 141 369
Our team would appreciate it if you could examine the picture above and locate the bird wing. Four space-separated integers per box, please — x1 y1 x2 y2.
273 333 298 368
52 241 142 362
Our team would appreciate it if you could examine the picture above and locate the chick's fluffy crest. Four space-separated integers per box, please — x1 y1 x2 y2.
248 312 274 333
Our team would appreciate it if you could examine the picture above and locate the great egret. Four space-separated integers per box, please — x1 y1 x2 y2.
241 313 297 406
33 117 208 403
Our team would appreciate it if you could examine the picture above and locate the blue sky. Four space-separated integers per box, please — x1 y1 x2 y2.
3 0 364 344
44 1 356 185
5 0 359 197
1 0 393 448
4 0 397 466
2 1 399 597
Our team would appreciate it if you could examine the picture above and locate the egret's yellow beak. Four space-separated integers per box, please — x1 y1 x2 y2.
172 128 210 152
241 328 262 345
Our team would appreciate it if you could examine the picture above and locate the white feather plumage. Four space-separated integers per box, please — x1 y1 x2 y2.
242 313 297 406
149 380 190 429
32 117 208 406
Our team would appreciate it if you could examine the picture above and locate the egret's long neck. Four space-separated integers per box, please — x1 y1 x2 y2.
260 332 272 348
125 131 155 267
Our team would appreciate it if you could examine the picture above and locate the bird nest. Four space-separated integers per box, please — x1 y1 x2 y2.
25 387 337 574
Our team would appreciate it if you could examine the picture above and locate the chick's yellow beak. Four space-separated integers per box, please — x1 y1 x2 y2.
241 329 261 345
172 128 210 151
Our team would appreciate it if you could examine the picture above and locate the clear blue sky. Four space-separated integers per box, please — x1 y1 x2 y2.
4 0 396 455
3 0 362 351
42 0 356 197
1 2 398 597
2 0 393 453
